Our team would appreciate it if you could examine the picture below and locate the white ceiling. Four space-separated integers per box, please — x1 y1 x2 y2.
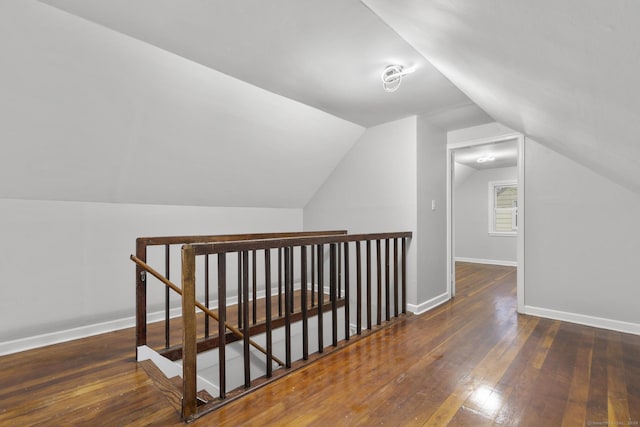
363 0 640 194
15 0 639 206
0 0 363 208
39 0 492 129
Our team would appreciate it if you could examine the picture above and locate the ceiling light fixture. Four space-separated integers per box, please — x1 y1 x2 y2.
381 64 415 92
477 156 496 163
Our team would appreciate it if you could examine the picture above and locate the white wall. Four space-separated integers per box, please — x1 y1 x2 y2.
304 115 451 314
449 122 640 334
304 116 418 304
416 117 448 308
448 123 516 145
524 140 640 331
0 198 301 353
454 166 517 264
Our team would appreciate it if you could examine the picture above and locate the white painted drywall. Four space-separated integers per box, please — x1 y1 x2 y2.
449 122 640 332
453 163 476 187
416 117 448 306
0 0 363 209
304 116 418 305
524 140 640 326
0 198 302 344
448 123 517 145
454 166 518 264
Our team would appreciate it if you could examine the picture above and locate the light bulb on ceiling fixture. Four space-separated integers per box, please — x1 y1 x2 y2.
381 64 415 92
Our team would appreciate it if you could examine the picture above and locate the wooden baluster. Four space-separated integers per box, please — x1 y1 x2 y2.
385 238 390 322
217 253 226 398
278 248 283 317
205 254 210 338
311 245 316 307
165 244 170 349
317 244 324 353
237 252 242 329
366 240 372 330
330 244 338 347
265 249 273 378
343 241 350 341
402 238 407 314
301 246 309 360
252 249 257 325
338 243 342 299
356 240 362 335
289 247 295 314
284 247 292 368
181 245 197 420
394 238 399 318
242 251 250 387
376 239 382 326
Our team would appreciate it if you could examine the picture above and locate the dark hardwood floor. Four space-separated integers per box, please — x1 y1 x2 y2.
1 262 639 426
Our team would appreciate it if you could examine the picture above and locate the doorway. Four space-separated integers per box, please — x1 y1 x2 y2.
446 134 524 311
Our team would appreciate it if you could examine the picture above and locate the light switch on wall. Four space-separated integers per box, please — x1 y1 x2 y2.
431 200 436 211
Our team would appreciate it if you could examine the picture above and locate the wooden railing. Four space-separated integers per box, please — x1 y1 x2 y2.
135 231 347 355
133 230 411 422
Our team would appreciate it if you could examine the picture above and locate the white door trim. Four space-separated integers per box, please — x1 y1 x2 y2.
446 132 525 312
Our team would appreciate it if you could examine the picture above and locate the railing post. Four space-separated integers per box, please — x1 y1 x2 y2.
205 255 210 338
366 240 372 330
376 239 382 326
338 243 342 299
301 246 309 359
265 249 273 377
343 242 350 341
330 244 338 347
289 247 295 314
237 252 243 329
252 249 257 324
402 238 407 314
135 239 147 355
385 239 390 322
278 248 283 317
356 241 362 335
181 245 197 421
242 251 250 387
217 253 226 398
311 245 316 307
393 238 399 318
317 244 324 353
165 244 171 349
284 247 292 367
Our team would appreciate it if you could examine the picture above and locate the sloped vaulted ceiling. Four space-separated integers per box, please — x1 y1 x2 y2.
0 0 364 208
363 0 640 194
37 0 490 128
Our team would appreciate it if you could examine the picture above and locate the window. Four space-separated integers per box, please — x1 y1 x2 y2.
489 180 517 236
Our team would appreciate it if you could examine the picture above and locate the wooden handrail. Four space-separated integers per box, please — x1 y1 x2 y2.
191 232 413 255
130 255 285 367
137 230 348 246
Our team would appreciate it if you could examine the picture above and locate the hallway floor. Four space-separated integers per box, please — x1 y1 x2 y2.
1 262 638 426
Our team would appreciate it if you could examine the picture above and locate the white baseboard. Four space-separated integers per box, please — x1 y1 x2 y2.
0 315 138 356
407 292 450 315
455 257 517 267
521 305 640 336
0 283 300 357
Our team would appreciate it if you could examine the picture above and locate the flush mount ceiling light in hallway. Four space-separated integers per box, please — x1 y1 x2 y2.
381 64 415 92
477 155 495 163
